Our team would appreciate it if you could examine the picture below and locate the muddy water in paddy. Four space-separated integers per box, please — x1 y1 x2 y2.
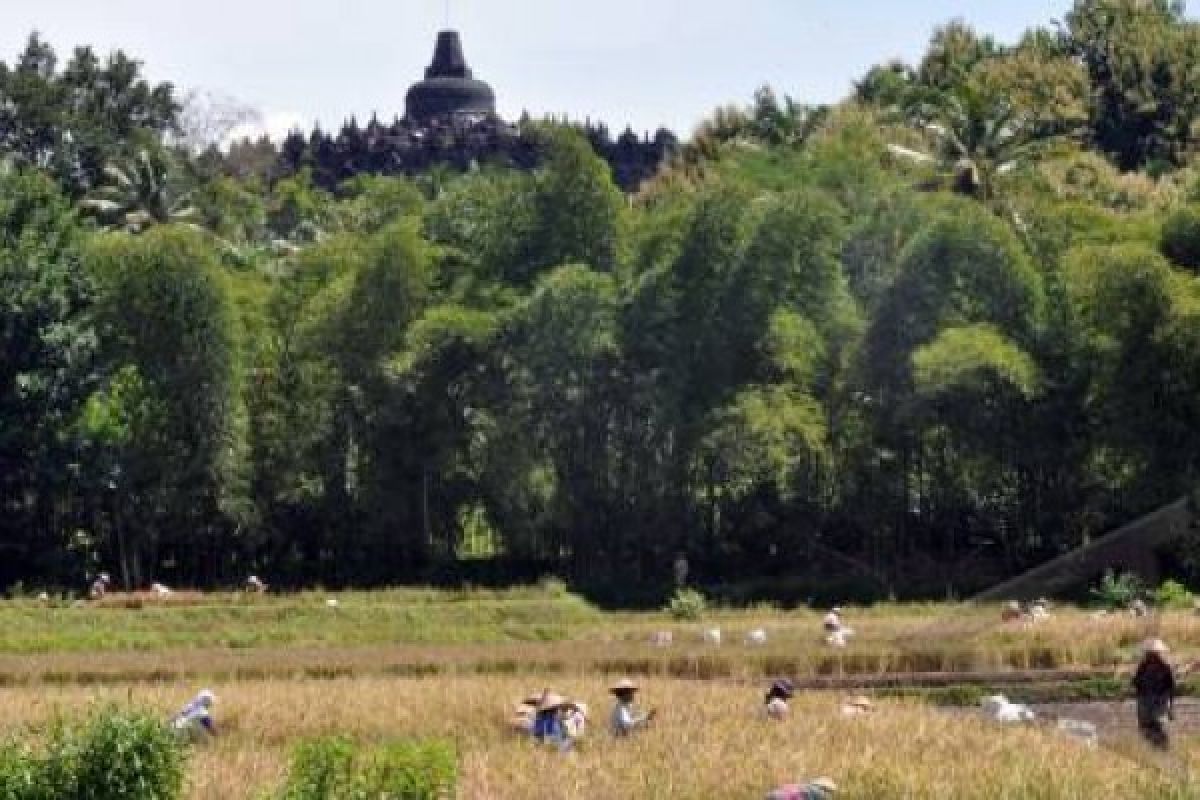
1030 698 1200 737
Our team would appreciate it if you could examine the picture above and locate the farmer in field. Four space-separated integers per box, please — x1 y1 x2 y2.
170 689 217 742
823 607 853 648
674 552 689 587
532 692 573 750
509 692 543 735
88 572 111 600
563 700 588 740
822 607 843 633
610 679 655 736
764 678 794 720
1132 638 1176 749
766 777 838 799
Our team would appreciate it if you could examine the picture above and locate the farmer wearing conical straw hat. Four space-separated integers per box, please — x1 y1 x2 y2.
610 679 655 736
532 692 574 750
1133 638 1176 749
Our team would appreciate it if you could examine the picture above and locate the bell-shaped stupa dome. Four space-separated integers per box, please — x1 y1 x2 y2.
405 31 496 123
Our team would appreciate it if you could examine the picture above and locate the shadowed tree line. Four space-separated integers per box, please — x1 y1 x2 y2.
4 2 1200 603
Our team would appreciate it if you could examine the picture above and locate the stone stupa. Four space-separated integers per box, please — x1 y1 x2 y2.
405 30 497 124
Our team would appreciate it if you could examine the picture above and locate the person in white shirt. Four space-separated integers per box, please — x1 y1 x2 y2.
822 607 854 647
171 689 217 742
563 701 588 740
88 573 111 600
610 679 655 736
1028 599 1050 621
764 679 794 720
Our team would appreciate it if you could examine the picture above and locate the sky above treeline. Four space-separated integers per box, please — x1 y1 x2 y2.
1 0 1074 141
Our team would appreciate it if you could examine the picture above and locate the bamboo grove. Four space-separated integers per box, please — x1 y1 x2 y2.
4 0 1200 600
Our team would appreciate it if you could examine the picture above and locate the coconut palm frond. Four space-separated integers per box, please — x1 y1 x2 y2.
886 144 938 164
83 149 201 235
102 164 133 189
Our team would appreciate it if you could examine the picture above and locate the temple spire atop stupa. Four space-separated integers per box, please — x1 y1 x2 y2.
426 31 472 79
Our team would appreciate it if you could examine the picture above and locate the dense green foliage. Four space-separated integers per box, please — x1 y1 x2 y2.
4 3 1200 599
0 708 186 800
280 737 457 800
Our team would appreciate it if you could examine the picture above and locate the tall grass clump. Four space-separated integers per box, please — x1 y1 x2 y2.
0 707 186 800
280 737 457 800
280 737 356 800
665 588 707 621
359 740 457 799
0 741 38 798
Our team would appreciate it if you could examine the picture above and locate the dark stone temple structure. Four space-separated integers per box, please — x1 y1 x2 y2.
264 30 678 193
405 31 497 123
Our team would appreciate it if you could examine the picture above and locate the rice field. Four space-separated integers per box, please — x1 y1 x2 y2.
2 677 1198 799
2 590 1199 797
2 589 1196 685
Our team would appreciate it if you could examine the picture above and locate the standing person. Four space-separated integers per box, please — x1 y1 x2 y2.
170 689 217 742
88 572 111 600
610 679 655 736
673 553 689 588
1132 639 1176 749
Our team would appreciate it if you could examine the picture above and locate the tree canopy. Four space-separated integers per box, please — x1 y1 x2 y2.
4 7 1200 601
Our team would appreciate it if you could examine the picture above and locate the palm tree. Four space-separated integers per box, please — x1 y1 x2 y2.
885 81 1064 205
83 149 198 233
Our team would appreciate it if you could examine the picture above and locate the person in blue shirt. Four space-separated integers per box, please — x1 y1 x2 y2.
532 693 572 750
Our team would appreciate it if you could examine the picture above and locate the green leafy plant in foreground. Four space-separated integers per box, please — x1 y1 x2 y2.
0 707 186 800
279 736 457 800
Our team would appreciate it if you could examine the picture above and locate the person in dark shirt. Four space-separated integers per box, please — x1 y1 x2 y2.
1132 638 1176 749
